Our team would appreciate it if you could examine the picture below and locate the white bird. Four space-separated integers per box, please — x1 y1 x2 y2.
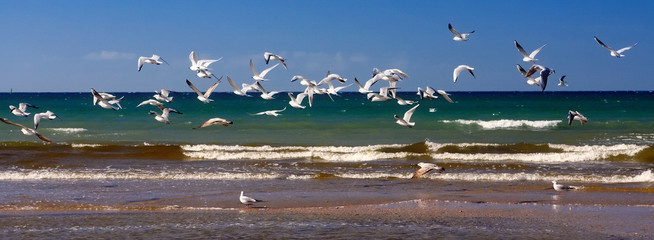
227 76 254 97
353 77 378 94
250 107 286 117
33 110 57 129
288 92 308 109
250 59 279 81
552 180 583 192
437 90 454 103
453 65 475 82
189 51 222 79
567 110 588 125
254 82 280 100
9 103 38 117
367 87 396 102
264 52 287 70
136 99 165 111
514 40 546 63
149 108 182 124
395 96 417 106
411 162 445 179
448 23 475 41
516 64 542 86
593 36 638 58
0 117 52 143
526 64 554 92
558 75 568 87
193 117 233 129
91 89 121 110
417 87 438 100
239 191 265 206
394 104 420 128
137 54 169 72
186 78 221 103
153 89 173 103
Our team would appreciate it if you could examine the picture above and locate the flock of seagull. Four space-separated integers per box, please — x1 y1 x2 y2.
2 23 636 205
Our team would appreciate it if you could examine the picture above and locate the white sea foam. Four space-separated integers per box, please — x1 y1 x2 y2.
441 119 561 130
48 128 88 133
71 143 104 148
0 169 283 181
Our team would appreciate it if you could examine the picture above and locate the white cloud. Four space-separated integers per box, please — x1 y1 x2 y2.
84 50 136 60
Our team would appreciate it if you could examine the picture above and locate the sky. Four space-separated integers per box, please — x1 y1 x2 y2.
1 0 652 93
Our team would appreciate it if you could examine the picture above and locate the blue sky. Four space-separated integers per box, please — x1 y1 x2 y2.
1 0 652 92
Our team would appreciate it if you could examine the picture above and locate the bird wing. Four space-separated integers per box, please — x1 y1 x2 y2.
249 59 259 76
189 51 199 65
204 77 222 98
448 23 462 37
529 44 546 59
91 89 115 106
227 76 241 91
137 56 147 71
198 58 222 68
616 42 638 54
437 90 454 103
514 40 530 58
34 132 53 143
0 117 27 128
403 104 420 121
593 36 613 51
411 166 433 179
185 80 204 97
516 64 528 77
259 63 279 78
453 65 464 82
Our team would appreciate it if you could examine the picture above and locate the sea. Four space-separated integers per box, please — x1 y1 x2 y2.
1 91 653 238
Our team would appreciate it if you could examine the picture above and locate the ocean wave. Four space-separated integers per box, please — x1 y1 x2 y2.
441 119 561 130
48 128 88 133
0 169 285 181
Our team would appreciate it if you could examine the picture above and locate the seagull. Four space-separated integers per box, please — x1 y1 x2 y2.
514 40 546 63
189 51 222 79
437 90 454 103
354 77 377 94
394 104 420 128
254 82 280 100
136 99 165 111
288 92 308 109
448 23 475 41
33 110 57 129
137 54 169 71
92 91 124 109
567 110 588 125
558 75 568 87
227 76 254 97
411 162 445 179
593 36 638 58
193 117 233 129
153 89 173 103
186 78 221 103
368 87 396 102
453 65 475 82
250 59 279 81
395 96 417 106
417 87 438 100
9 103 38 117
264 52 287 70
517 64 542 86
239 191 265 206
526 64 554 92
250 107 286 117
0 118 52 143
552 180 583 192
91 88 121 110
149 108 182 124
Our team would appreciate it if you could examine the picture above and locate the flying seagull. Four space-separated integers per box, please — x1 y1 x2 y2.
526 64 554 92
9 103 38 117
137 54 169 71
394 104 420 128
91 88 121 110
514 40 546 63
189 51 222 79
153 89 174 103
149 108 182 124
593 36 638 58
0 117 52 143
249 107 286 117
448 23 475 41
33 110 58 129
136 99 165 111
453 65 475 82
567 110 588 125
264 52 287 70
558 75 568 87
250 59 279 82
411 162 445 179
193 117 233 129
417 87 438 100
186 78 221 103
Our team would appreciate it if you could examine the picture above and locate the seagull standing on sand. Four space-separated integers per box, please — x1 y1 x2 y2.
552 180 583 192
193 118 233 129
189 51 222 79
593 36 638 58
0 118 52 143
33 110 57 129
411 162 445 179
149 108 182 124
137 54 169 72
567 110 588 125
239 191 265 206
9 103 38 117
453 65 475 82
514 40 546 63
264 52 287 70
186 78 221 103
394 104 420 128
448 23 475 41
